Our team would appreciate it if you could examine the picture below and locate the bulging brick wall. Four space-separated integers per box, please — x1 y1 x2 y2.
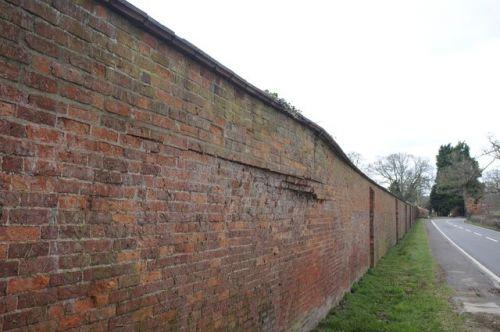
0 0 417 330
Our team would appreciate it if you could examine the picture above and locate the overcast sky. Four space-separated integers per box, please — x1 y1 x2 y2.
128 0 499 171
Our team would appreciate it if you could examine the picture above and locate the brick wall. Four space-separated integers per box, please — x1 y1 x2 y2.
0 0 417 330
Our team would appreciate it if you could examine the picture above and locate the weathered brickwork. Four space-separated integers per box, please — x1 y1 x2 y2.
0 0 417 330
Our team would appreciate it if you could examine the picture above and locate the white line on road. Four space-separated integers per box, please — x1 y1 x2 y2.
486 236 498 243
459 226 464 229
431 220 500 287
466 229 471 232
473 232 482 236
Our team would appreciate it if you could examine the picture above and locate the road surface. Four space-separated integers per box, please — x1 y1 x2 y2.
431 218 500 279
427 218 500 329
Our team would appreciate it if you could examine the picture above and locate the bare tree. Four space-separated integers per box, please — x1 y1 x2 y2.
369 153 433 205
347 151 364 169
483 169 500 194
487 135 500 160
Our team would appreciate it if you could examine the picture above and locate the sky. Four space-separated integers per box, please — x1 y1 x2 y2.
128 0 499 173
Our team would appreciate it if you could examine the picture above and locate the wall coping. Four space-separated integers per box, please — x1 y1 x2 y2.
100 0 413 206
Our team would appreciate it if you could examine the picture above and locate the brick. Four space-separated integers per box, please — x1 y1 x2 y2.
60 84 92 104
92 126 118 142
94 170 122 184
2 155 23 173
103 157 127 172
8 241 49 259
0 101 15 117
58 195 88 209
17 107 56 128
0 244 7 259
31 53 53 75
61 164 93 181
67 52 92 73
112 214 135 223
59 225 90 239
25 34 59 58
83 239 112 253
0 189 19 206
58 117 90 135
7 275 49 294
116 250 140 262
59 314 83 330
0 260 18 277
0 119 26 137
19 256 58 275
0 84 25 102
17 288 58 309
28 94 67 114
57 210 85 224
0 226 40 241
19 193 57 207
26 125 63 143
104 99 130 116
59 254 90 269
2 307 45 330
60 15 90 41
21 0 59 25
101 115 126 132
23 71 57 93
41 225 58 240
52 62 84 85
25 159 59 176
83 264 133 281
73 298 94 313
57 284 89 301
33 19 59 41
0 40 30 64
49 271 82 287
0 19 19 41
68 105 99 123
0 59 20 81
0 294 17 314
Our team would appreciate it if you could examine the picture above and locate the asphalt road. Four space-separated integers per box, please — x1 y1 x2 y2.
431 218 500 279
427 218 500 326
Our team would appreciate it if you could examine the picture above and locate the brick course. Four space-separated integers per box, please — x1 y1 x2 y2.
0 0 417 330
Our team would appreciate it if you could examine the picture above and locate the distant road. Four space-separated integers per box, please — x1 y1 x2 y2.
431 218 500 279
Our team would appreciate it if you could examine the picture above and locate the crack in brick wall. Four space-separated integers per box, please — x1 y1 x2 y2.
0 0 418 330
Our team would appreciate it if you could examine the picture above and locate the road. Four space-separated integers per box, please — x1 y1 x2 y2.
427 218 500 329
431 218 500 279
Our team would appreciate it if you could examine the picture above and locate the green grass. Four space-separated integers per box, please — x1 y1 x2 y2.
314 220 465 332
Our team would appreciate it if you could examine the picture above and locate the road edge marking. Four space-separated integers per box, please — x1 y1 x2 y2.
431 219 500 288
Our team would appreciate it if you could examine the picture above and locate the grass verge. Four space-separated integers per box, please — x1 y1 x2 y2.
314 220 465 332
465 218 499 232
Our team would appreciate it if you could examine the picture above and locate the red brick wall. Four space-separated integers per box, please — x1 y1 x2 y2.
0 0 417 330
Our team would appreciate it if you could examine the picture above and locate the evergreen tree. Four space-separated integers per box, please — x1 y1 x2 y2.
430 142 483 216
